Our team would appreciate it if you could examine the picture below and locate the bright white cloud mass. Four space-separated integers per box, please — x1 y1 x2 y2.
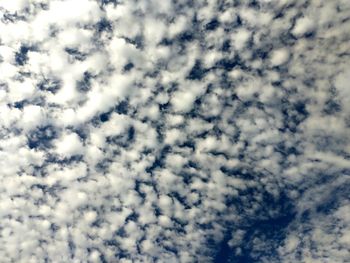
0 0 350 262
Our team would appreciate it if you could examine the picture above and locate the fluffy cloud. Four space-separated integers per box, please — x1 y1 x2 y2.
0 0 349 262
54 132 84 158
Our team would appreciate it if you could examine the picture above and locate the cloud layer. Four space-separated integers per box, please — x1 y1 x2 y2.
0 0 349 262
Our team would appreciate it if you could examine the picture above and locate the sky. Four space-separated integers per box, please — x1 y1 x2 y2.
0 0 349 262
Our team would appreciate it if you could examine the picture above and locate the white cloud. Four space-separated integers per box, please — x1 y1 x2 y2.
292 16 315 37
232 28 251 50
45 0 102 26
270 48 290 66
21 105 46 131
54 132 84 158
171 90 197 113
0 0 349 262
0 0 27 13
168 15 189 38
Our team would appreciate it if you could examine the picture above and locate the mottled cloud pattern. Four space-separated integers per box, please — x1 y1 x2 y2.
0 0 349 262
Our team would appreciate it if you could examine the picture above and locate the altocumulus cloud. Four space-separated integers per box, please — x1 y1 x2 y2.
0 0 350 262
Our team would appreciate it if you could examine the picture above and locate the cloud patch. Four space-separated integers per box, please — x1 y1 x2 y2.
0 0 349 262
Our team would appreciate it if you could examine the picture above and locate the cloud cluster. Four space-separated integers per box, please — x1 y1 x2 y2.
0 0 349 262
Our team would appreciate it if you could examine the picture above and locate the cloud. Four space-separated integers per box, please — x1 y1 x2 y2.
292 16 315 37
54 132 84 158
0 0 349 262
270 48 290 67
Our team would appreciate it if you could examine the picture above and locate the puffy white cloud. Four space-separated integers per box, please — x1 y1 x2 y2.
20 105 46 131
45 0 102 27
334 68 350 114
0 0 27 13
171 90 197 113
0 0 349 262
54 132 84 158
292 16 315 37
270 48 290 66
231 28 251 50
